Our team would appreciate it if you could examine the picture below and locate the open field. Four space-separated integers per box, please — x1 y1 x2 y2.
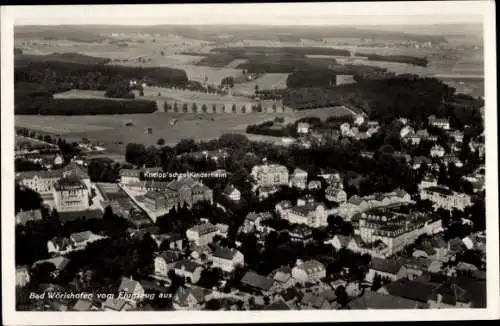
232 73 289 94
53 89 110 100
15 106 353 154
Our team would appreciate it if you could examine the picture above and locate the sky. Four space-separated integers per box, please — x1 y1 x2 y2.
8 2 486 26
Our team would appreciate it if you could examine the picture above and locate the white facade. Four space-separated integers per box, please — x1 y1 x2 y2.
283 203 329 228
251 164 289 187
420 187 472 211
291 260 326 283
211 251 244 273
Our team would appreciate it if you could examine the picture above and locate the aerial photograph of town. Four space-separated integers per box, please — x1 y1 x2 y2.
10 3 490 315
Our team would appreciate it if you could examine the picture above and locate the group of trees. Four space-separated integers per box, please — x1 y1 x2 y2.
15 56 189 114
15 206 133 267
15 59 188 91
282 76 483 128
87 158 121 183
16 98 157 115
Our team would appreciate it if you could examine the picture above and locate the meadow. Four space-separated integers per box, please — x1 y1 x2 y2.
232 73 289 95
15 106 354 154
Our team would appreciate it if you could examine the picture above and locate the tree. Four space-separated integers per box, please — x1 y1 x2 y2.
335 285 349 306
232 104 237 113
157 138 166 146
371 273 382 291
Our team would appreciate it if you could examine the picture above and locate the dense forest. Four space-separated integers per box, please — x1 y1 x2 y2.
14 56 188 114
15 98 157 115
15 53 111 65
286 65 394 88
15 58 189 90
282 77 484 127
211 46 428 66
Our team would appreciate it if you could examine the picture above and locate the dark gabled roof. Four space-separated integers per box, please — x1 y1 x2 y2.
33 256 70 270
174 259 202 273
174 286 208 305
424 186 453 196
223 184 239 195
241 271 273 291
157 250 182 264
58 209 103 223
130 226 161 240
345 291 429 309
266 300 291 310
16 169 63 180
370 257 404 275
119 277 141 295
383 278 438 303
456 275 487 308
320 290 337 302
103 297 129 311
63 162 90 180
72 299 93 311
434 283 471 305
188 223 218 235
54 176 86 190
213 246 240 260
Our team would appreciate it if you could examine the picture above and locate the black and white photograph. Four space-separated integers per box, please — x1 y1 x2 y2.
1 1 499 324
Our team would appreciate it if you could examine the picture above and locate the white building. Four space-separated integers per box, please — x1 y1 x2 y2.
283 201 330 228
289 168 308 189
420 186 472 211
186 223 218 246
430 145 446 158
400 125 415 139
291 259 326 283
223 184 241 201
297 122 311 135
173 260 204 284
428 116 450 130
251 164 289 188
154 251 182 277
211 247 244 273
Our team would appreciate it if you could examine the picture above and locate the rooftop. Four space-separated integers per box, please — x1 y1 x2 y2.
241 271 273 291
213 246 240 260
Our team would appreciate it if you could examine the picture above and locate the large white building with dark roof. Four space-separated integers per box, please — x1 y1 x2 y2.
420 186 472 211
251 164 289 188
53 176 90 212
211 246 244 273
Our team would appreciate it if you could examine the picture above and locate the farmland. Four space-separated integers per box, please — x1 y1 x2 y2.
15 106 354 153
232 73 289 95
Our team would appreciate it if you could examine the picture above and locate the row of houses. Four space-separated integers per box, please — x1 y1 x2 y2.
330 189 413 219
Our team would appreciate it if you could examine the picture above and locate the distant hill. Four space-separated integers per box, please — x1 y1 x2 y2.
15 24 449 43
15 52 111 66
15 26 107 43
